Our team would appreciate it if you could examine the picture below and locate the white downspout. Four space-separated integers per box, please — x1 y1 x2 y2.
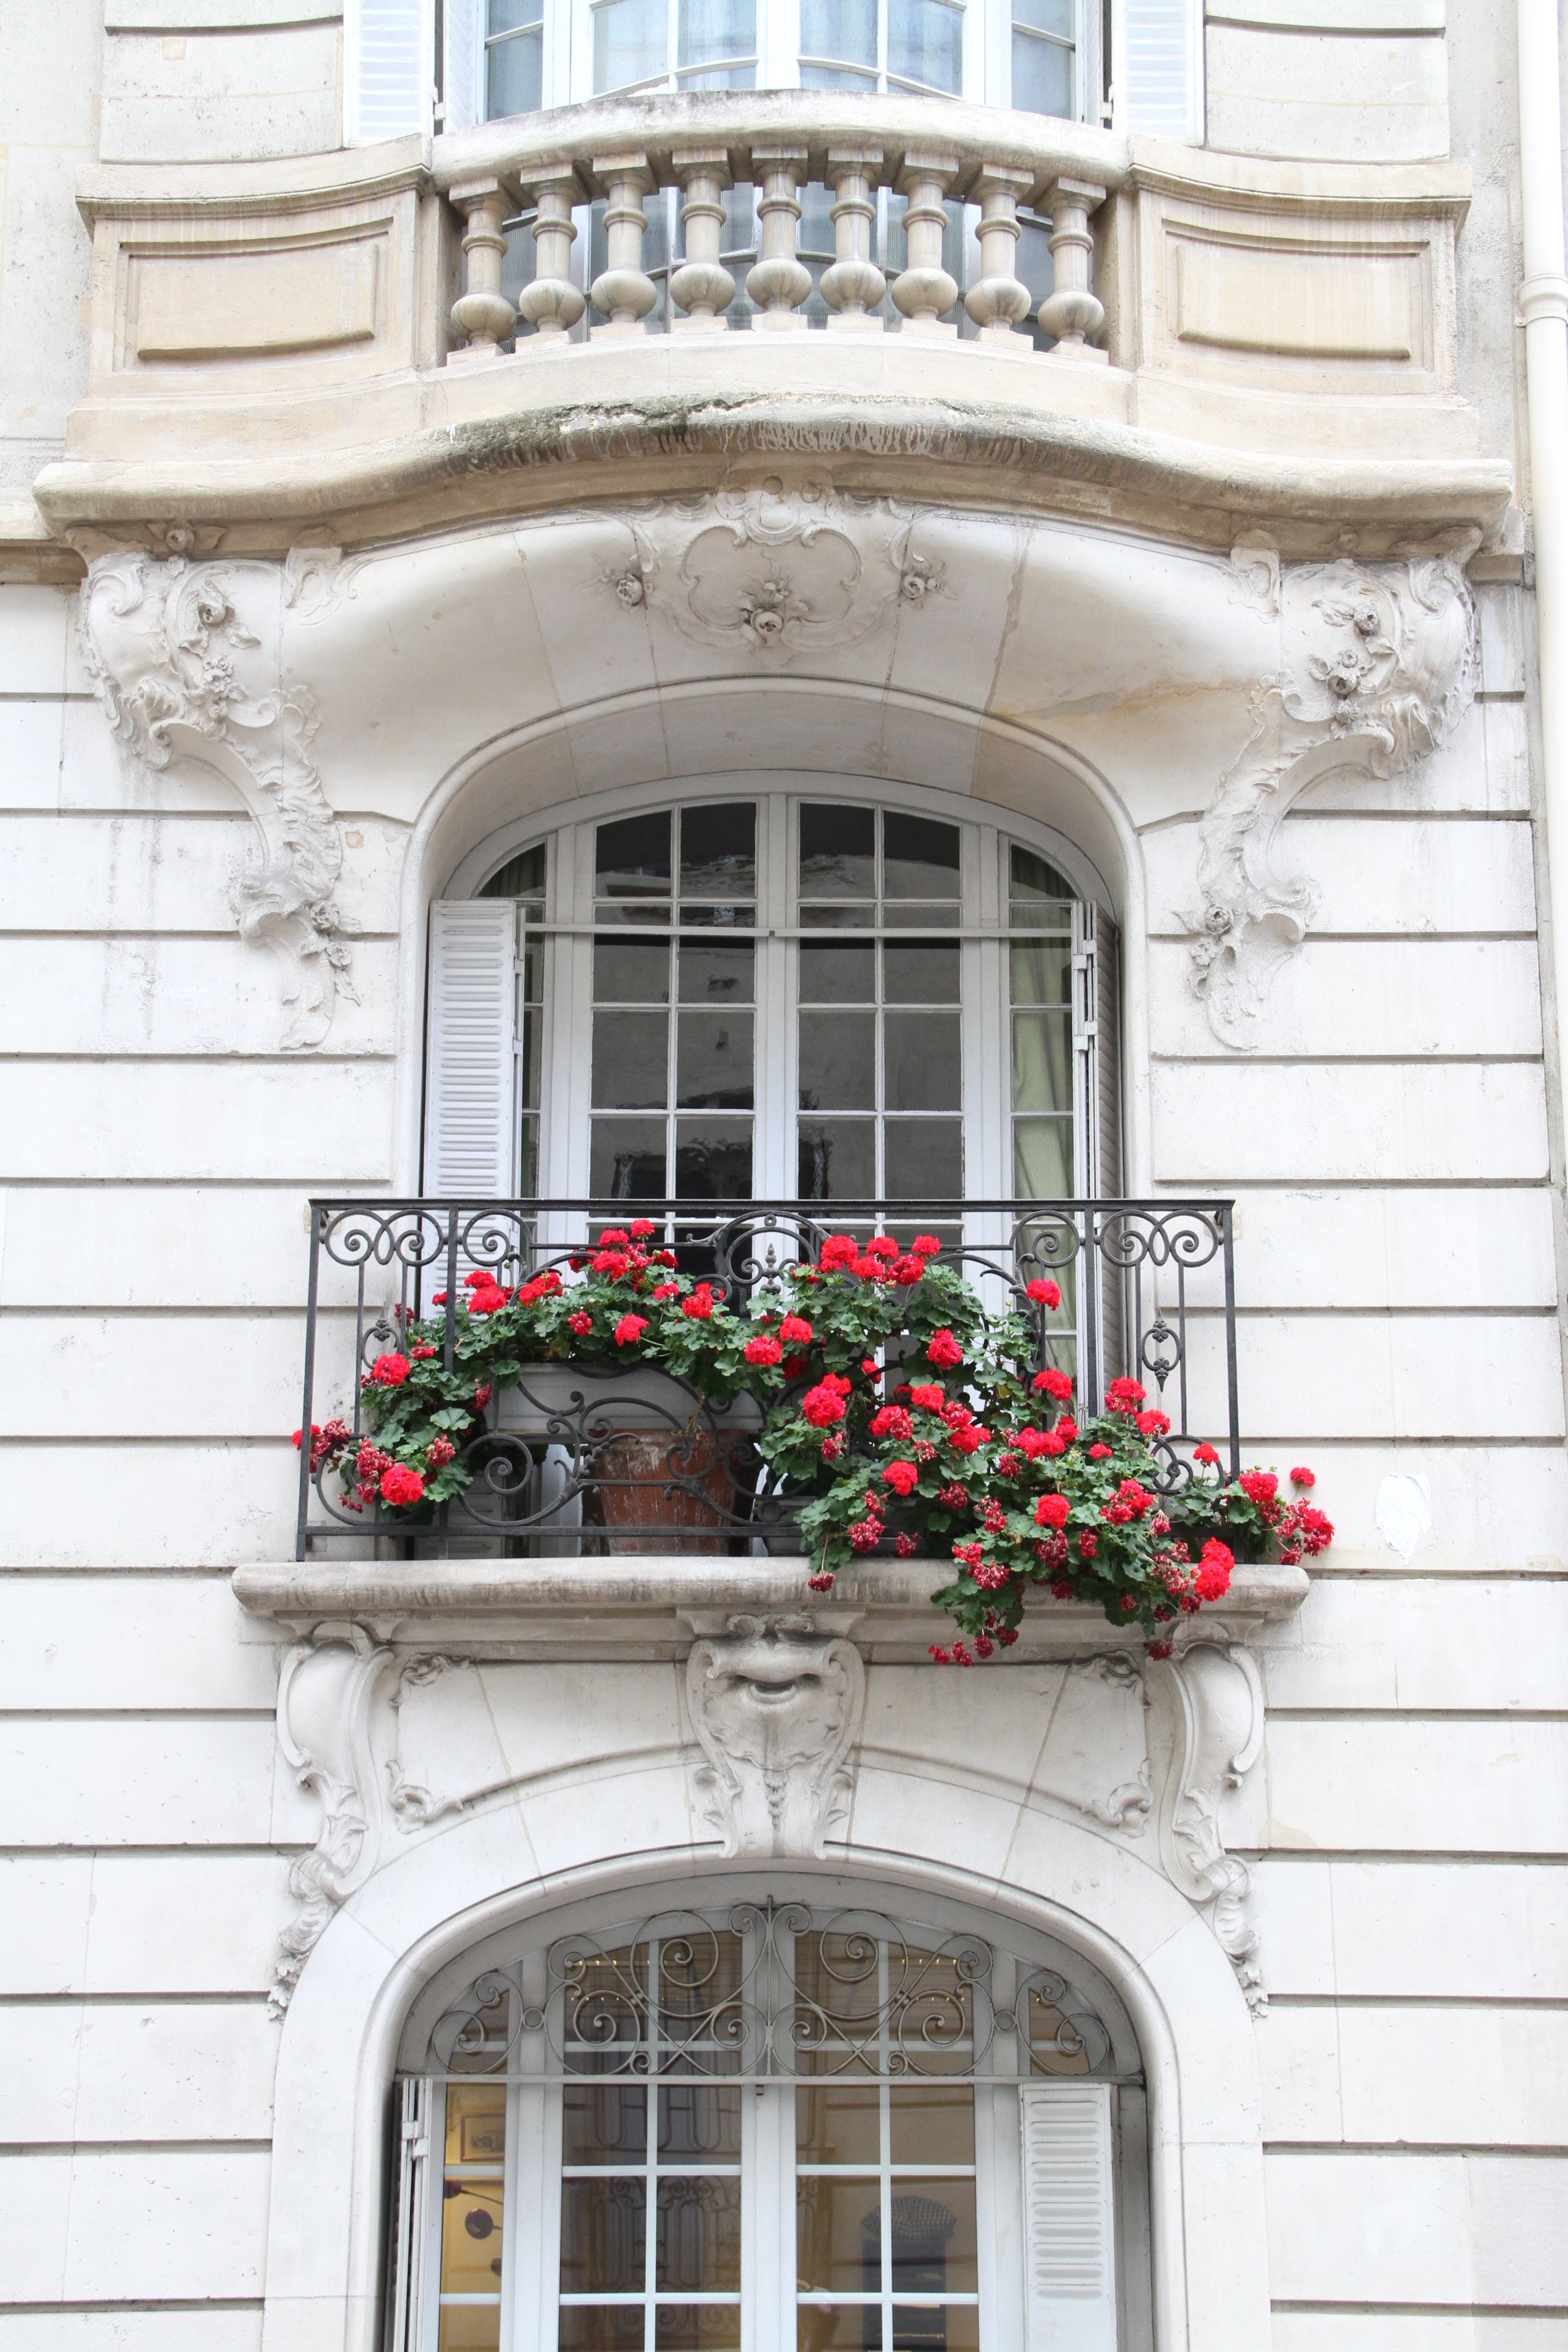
1519 0 1568 1141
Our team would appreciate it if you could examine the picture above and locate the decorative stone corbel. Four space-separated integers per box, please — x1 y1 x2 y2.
684 1613 867 1858
1145 1642 1268 2012
271 1621 391 2016
1188 553 1477 1045
76 550 357 1048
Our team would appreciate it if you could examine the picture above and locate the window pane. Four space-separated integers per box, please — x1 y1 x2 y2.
597 940 671 1004
1010 843 1075 911
674 1120 752 1197
1014 1116 1072 1199
656 2308 743 2351
594 0 667 87
599 810 672 899
795 2310 871 2352
1014 0 1072 30
490 0 541 23
679 941 754 1004
888 2183 977 2296
886 1012 960 1110
660 2083 742 2158
561 2176 647 2292
564 2082 648 2163
883 813 960 899
887 2084 974 2167
656 2176 742 2292
679 0 755 64
487 24 542 115
438 2308 501 2352
479 841 545 898
885 1119 962 1198
440 2178 504 2298
680 801 756 900
594 1010 669 1107
796 2176 881 2293
591 1117 667 1197
888 0 963 91
799 1012 876 1109
883 941 960 1003
799 59 877 85
1009 939 1071 1005
1013 25 1073 118
798 2081 880 2164
800 804 875 901
799 944 875 1003
800 0 875 64
799 1118 875 1199
560 2312 645 2352
1012 1009 1072 1113
676 1010 754 1108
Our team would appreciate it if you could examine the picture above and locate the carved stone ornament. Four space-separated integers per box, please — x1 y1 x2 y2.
76 550 357 1048
1188 553 1477 1046
1145 1642 1269 2012
271 1622 391 2016
603 479 946 664
685 1612 867 1858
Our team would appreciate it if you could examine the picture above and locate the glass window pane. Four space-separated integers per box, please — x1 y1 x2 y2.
883 941 960 1003
479 842 545 898
1013 0 1072 31
799 1012 876 1109
660 2083 742 2158
889 2183 977 2297
674 1120 752 1198
800 804 875 901
679 0 755 64
1010 843 1075 912
1012 25 1073 117
1015 215 1054 310
1011 1009 1072 1113
799 902 875 929
796 2176 882 2293
560 2312 645 2352
794 2309 871 2352
888 0 963 90
887 2083 974 2167
490 0 541 24
561 2176 647 2293
656 2308 743 2351
680 801 756 899
591 1117 667 1198
799 943 875 1003
679 941 754 1003
1014 1115 1073 1199
564 2082 648 2164
886 1012 960 1110
798 1118 875 1200
599 810 671 899
885 1119 962 1198
676 1010 754 1108
800 0 876 64
597 940 671 1004
798 2080 880 2165
594 1009 669 1107
521 1009 543 1110
593 0 667 88
799 59 877 85
656 2176 742 2292
1009 939 1071 1005
883 813 960 899
438 2308 501 2352
487 24 542 115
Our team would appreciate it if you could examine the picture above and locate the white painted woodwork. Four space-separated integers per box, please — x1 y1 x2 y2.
1019 2082 1118 2352
422 900 517 1196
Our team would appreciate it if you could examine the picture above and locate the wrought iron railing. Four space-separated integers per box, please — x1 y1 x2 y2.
295 1197 1239 1561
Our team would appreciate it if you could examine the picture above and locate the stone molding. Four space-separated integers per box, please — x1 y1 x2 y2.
1188 549 1478 1044
272 1619 390 2015
682 1611 866 1857
76 548 357 1047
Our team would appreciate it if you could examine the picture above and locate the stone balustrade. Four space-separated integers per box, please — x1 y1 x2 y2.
431 90 1116 360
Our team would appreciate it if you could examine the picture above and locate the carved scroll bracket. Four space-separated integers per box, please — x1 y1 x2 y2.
271 1620 392 2016
682 1612 867 1859
1188 551 1478 1046
76 549 357 1048
1145 1642 1269 2013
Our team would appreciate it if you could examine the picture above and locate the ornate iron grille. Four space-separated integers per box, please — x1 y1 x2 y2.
295 1196 1239 1560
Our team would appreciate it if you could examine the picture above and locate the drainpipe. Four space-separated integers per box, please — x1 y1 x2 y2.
1519 0 1568 1146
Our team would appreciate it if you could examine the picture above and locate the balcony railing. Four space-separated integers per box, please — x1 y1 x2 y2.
296 1197 1239 1562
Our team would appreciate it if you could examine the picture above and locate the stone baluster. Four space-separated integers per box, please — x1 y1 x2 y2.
589 152 658 335
964 164 1034 344
892 152 960 334
670 147 736 331
447 176 518 361
820 147 887 331
516 167 585 340
1037 176 1108 358
746 146 813 330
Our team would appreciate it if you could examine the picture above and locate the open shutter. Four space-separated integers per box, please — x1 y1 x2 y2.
424 901 517 1197
1115 0 1203 142
1019 2082 1118 2352
442 0 485 132
385 2076 434 2352
347 0 431 144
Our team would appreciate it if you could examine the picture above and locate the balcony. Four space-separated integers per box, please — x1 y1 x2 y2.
35 89 1510 558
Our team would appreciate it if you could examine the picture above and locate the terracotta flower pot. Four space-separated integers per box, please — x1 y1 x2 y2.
494 1366 761 1554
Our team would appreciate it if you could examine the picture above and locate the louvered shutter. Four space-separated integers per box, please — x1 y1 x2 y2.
347 0 431 144
1117 0 1203 142
443 0 485 133
385 2076 434 2352
1019 2082 1118 2352
424 901 517 1197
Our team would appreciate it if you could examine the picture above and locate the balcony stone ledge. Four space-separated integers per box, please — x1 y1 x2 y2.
231 1553 1308 1663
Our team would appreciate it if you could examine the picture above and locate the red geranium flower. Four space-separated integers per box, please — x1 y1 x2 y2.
867 1236 898 1260
779 1314 813 1345
1193 1441 1220 1466
1240 1470 1279 1507
379 1464 425 1508
819 1235 859 1270
1290 1465 1316 1488
682 1285 716 1320
568 1311 593 1334
1025 1278 1061 1309
745 1333 784 1366
870 1405 913 1441
591 1250 630 1276
911 1236 941 1257
1034 1493 1069 1529
802 1383 847 1427
368 1352 410 1387
426 1435 456 1468
614 1313 648 1346
1033 1367 1073 1401
1137 1409 1171 1438
926 1329 963 1369
1105 1377 1147 1414
628 1219 656 1239
882 1460 919 1497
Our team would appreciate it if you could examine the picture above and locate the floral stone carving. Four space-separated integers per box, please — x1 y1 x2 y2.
1188 554 1477 1046
77 550 357 1048
271 1622 390 2016
1145 1642 1268 2013
684 1612 867 1858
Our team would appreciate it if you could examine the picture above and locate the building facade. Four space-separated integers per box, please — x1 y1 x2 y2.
2 3 1567 2348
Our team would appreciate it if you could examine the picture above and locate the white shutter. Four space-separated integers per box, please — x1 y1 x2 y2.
424 901 518 1197
347 0 432 144
1116 0 1203 142
1019 2082 1118 2352
443 0 485 132
385 2076 434 2352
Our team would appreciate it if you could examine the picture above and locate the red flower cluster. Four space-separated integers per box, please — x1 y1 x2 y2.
745 1332 784 1367
1034 1492 1069 1529
870 1405 913 1441
1033 1367 1073 1401
682 1284 718 1320
926 1328 964 1370
367 1352 410 1387
1025 1277 1062 1309
614 1313 647 1346
1104 1377 1147 1415
882 1460 919 1497
803 1376 852 1427
380 1463 425 1508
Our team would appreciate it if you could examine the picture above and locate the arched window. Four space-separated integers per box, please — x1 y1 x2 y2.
422 787 1119 1212
386 1882 1149 2351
